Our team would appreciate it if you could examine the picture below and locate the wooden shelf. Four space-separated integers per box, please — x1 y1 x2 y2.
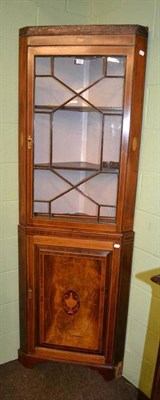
35 105 123 115
34 161 119 173
33 212 116 224
34 162 99 171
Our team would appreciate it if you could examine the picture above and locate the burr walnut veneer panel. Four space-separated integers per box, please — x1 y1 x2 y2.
37 248 110 352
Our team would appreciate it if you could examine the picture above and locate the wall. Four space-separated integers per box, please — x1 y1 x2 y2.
0 0 159 398
90 0 160 397
0 0 91 362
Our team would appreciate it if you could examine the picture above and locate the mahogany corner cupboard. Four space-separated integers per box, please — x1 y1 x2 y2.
18 25 148 378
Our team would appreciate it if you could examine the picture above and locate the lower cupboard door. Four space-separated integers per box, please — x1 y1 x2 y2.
36 246 111 354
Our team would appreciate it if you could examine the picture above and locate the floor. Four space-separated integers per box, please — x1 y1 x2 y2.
0 359 139 400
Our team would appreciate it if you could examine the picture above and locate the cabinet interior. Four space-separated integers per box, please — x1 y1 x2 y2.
33 55 125 221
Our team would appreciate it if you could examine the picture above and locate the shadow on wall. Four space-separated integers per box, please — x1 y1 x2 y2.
136 268 160 398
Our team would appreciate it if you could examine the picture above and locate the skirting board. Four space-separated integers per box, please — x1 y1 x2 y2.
137 389 149 400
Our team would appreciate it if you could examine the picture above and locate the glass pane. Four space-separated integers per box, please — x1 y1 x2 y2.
35 57 51 75
107 56 125 76
103 116 122 165
54 169 95 186
79 174 118 206
35 77 74 106
34 170 71 201
34 113 50 165
34 202 49 214
51 190 97 216
81 78 124 109
100 206 116 217
52 109 102 166
65 97 88 109
54 56 104 92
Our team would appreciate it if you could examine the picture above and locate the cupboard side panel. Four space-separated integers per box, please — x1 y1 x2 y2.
104 246 121 364
114 238 134 364
19 37 27 225
122 36 148 231
18 228 28 352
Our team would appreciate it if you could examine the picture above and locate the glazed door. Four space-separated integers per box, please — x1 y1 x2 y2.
26 45 134 229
